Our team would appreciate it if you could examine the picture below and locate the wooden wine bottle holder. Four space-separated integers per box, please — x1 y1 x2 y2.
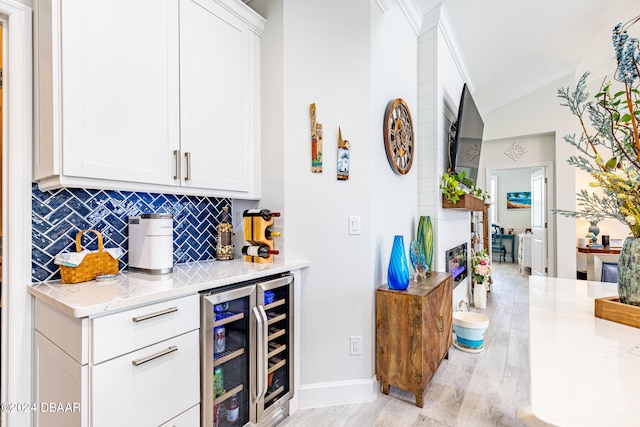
243 216 275 263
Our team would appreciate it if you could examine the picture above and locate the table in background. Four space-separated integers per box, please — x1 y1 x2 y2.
577 246 621 281
498 234 515 263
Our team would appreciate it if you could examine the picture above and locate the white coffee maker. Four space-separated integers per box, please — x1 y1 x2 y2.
128 213 174 274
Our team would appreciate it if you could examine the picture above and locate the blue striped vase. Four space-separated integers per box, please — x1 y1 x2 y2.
387 235 410 290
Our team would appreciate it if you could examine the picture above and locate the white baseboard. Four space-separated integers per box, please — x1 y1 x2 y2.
297 377 379 410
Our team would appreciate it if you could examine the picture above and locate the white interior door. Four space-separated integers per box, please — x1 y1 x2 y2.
531 168 547 276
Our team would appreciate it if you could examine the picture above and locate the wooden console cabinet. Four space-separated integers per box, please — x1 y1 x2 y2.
375 272 452 407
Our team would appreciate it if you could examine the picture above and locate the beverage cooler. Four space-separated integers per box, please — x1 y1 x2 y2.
201 274 294 427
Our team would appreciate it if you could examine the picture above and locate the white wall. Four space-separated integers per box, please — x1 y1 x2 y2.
482 71 636 277
253 0 418 408
480 133 555 263
371 1 419 286
478 133 555 186
482 74 577 278
418 5 474 308
492 168 536 236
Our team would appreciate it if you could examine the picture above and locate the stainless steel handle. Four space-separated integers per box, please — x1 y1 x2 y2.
173 149 179 180
132 306 178 323
131 345 178 366
258 305 269 401
258 274 293 292
253 306 265 402
184 151 191 181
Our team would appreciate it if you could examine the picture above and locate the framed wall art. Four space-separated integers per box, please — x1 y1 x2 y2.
506 192 531 209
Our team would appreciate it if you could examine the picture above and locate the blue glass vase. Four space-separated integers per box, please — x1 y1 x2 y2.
417 216 434 272
388 235 410 290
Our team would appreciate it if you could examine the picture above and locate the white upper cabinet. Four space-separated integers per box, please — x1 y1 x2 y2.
54 0 180 187
34 0 264 198
180 0 259 192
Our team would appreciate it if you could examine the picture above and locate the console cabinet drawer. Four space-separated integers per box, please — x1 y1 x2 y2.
91 330 200 427
91 294 198 364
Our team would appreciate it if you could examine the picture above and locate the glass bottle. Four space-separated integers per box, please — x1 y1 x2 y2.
216 206 234 260
264 226 281 239
241 245 279 258
242 209 281 221
214 366 224 397
226 393 239 423
213 325 226 354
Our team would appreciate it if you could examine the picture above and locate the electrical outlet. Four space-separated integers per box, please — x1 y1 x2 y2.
350 336 362 355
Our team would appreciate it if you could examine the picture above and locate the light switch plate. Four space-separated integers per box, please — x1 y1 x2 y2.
348 216 361 235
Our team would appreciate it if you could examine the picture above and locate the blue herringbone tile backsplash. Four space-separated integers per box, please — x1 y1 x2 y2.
31 183 230 282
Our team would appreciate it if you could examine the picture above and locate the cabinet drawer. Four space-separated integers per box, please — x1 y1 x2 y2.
159 404 199 427
91 330 200 427
92 294 198 364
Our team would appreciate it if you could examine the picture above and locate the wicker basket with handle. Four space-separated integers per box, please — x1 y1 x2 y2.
60 230 119 284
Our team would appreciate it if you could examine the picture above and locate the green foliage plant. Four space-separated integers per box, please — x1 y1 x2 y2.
557 17 640 237
440 170 490 204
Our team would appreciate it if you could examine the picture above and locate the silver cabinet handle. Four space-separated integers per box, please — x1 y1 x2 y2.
184 151 191 181
173 149 180 180
258 305 269 401
132 306 178 323
253 306 265 402
132 345 178 366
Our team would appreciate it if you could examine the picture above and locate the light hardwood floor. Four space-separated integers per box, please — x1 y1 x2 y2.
282 262 531 426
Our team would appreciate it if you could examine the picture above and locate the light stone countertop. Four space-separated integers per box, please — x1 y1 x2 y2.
29 259 310 318
528 276 640 427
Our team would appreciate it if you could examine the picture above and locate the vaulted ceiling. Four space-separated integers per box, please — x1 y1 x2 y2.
425 0 639 114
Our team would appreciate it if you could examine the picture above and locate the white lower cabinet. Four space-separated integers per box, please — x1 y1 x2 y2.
34 332 88 427
34 294 200 427
92 331 199 427
159 404 200 427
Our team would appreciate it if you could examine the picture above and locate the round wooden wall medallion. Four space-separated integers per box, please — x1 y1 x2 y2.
383 98 414 175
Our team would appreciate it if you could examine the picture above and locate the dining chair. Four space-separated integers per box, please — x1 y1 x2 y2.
601 261 618 283
491 224 506 262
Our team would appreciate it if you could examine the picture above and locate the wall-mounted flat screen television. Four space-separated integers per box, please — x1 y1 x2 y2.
448 83 484 184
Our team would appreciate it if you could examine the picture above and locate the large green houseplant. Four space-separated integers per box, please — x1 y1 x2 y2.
556 16 640 305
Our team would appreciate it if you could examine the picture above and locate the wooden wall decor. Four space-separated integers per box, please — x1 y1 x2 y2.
337 127 350 181
383 98 414 175
310 103 323 173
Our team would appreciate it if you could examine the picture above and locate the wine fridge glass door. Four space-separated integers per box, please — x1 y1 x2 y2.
256 275 294 424
202 285 256 426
